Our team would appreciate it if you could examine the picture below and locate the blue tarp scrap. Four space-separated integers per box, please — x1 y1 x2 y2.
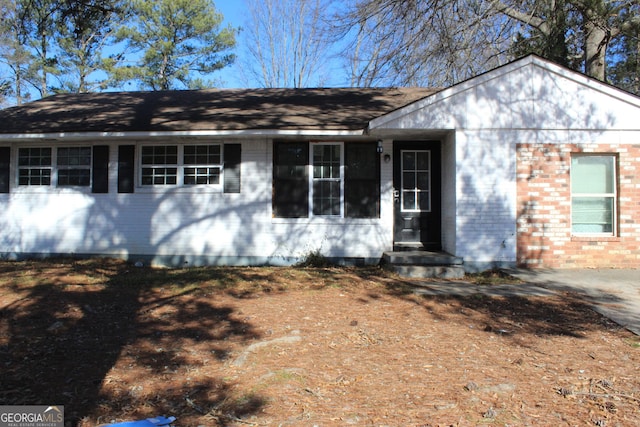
107 416 176 427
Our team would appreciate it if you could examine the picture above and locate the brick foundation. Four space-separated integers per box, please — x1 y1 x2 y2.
516 143 640 268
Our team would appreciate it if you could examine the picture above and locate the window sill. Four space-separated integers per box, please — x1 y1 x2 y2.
135 185 224 194
11 186 93 195
571 235 620 242
272 216 381 225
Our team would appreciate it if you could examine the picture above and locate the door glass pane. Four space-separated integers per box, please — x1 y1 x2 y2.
402 190 416 210
402 152 415 170
402 172 415 189
400 150 431 212
417 172 429 190
417 151 429 170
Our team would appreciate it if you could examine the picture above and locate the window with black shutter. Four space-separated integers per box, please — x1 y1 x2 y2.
118 145 136 193
273 141 309 218
345 142 379 218
0 147 9 193
92 145 109 193
273 141 380 219
223 144 241 193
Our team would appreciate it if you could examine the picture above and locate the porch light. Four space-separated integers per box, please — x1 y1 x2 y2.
377 139 383 153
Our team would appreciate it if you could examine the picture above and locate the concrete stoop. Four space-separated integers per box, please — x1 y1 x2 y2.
381 250 465 279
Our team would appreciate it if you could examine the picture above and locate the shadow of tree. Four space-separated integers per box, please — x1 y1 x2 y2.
0 259 262 426
350 269 624 339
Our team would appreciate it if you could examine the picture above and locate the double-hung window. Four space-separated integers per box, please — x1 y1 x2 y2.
571 155 617 235
57 147 92 186
312 143 342 216
140 144 222 187
141 146 178 185
17 146 106 191
273 141 379 219
184 145 221 185
18 147 52 185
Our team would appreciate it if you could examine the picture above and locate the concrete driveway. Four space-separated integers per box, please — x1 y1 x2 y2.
509 269 640 336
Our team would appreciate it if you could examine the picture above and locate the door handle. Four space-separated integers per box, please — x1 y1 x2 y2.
393 189 400 204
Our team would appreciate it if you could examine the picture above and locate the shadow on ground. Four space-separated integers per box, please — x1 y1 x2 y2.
0 259 262 426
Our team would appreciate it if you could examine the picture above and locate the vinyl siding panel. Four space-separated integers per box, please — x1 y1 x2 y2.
0 139 389 265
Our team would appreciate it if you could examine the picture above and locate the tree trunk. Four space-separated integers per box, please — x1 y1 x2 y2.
583 19 609 81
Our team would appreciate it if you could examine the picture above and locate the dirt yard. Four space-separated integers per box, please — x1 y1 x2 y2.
0 259 639 427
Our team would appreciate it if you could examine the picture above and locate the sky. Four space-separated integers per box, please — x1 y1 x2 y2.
216 2 246 88
214 0 347 89
0 0 348 106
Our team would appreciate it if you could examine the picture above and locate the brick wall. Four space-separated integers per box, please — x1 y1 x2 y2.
516 143 640 268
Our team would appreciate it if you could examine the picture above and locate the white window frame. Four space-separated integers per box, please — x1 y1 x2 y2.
139 143 223 187
17 147 53 186
570 154 617 236
56 146 92 187
309 142 344 217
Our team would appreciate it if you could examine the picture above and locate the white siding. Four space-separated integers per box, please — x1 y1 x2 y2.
4 56 640 268
0 139 390 265
370 56 640 268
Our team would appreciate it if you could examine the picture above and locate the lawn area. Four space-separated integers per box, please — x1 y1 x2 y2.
0 258 639 426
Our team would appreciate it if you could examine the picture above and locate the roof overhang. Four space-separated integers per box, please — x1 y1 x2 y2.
0 128 373 143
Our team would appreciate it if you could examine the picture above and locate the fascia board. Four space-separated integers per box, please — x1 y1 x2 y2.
0 128 367 142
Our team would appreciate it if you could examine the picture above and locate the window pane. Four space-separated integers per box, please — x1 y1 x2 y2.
417 172 429 190
313 181 340 215
417 151 429 170
402 172 415 190
58 147 91 166
142 167 177 185
402 152 415 170
142 146 178 165
19 168 51 185
403 190 416 210
19 148 52 166
184 166 220 185
572 156 614 194
313 145 340 179
184 145 221 165
572 197 613 233
58 169 90 186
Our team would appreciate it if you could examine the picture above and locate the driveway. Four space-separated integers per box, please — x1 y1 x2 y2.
508 269 640 336
412 268 640 336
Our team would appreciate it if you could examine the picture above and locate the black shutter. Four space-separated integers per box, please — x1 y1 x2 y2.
345 142 380 218
92 145 109 193
0 147 9 193
118 145 135 193
273 141 309 218
223 143 241 193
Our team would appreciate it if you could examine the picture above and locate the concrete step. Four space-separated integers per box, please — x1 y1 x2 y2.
387 264 466 279
382 250 463 266
381 250 465 279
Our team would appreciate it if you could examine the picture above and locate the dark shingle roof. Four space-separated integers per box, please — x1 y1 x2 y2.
0 88 437 134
